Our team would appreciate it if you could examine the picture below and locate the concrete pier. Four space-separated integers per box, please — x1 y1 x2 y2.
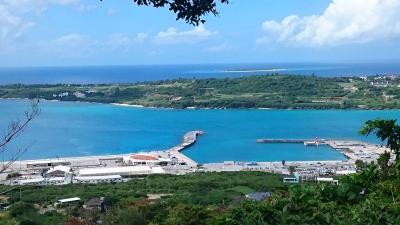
167 130 204 168
256 138 327 144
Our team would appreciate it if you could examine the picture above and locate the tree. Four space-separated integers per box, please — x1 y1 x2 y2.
0 100 40 174
288 165 296 175
377 151 391 172
359 119 400 167
101 0 229 25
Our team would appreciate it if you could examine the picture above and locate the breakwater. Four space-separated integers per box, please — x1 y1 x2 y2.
256 139 326 143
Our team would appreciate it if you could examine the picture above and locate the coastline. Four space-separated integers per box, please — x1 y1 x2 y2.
1 97 397 111
1 133 392 184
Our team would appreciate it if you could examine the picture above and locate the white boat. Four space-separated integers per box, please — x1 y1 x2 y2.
304 141 320 146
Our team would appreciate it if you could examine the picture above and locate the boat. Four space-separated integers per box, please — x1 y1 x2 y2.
304 141 320 146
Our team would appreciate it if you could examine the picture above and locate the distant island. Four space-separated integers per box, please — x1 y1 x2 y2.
0 74 399 109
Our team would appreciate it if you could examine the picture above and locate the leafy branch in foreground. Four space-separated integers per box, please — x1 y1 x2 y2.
101 0 229 25
0 99 40 174
359 119 400 167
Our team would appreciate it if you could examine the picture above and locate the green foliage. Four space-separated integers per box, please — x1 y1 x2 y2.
128 0 229 26
1 167 400 225
3 75 400 109
360 119 400 167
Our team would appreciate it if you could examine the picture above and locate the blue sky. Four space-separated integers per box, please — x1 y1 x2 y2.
1 0 400 66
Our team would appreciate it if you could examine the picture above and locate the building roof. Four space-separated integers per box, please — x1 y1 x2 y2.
77 166 153 176
317 177 334 182
74 175 122 181
58 197 81 203
84 198 104 207
16 178 45 185
26 159 64 165
336 170 357 175
46 165 71 174
245 192 272 201
130 154 159 161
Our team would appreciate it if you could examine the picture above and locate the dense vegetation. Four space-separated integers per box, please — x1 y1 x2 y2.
0 163 399 225
1 74 400 109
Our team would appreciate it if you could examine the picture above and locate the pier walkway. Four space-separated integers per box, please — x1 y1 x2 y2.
256 138 327 144
167 130 204 168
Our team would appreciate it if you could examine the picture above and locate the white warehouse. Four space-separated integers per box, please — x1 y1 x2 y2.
76 166 165 177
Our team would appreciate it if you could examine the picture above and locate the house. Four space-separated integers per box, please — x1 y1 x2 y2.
83 197 105 211
245 192 272 201
283 172 300 183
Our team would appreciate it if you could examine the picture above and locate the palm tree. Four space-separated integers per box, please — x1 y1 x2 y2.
360 119 400 168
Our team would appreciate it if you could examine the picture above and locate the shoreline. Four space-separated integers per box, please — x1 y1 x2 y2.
1 97 398 111
0 131 393 185
1 135 390 171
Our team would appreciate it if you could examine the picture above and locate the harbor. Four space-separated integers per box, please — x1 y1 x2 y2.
0 130 394 186
0 131 204 185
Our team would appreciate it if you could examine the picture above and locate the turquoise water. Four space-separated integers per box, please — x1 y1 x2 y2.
0 99 399 163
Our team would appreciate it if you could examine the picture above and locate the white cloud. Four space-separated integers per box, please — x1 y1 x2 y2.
40 33 101 55
0 5 36 48
49 33 90 46
258 0 400 46
107 33 132 50
0 0 91 45
134 32 148 43
38 32 146 55
154 25 217 45
205 42 231 52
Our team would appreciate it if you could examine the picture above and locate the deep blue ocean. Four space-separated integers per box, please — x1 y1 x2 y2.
1 62 400 84
1 99 399 163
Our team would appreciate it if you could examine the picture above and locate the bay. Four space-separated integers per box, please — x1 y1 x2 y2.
0 99 399 163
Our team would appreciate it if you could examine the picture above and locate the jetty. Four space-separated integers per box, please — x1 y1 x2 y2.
167 130 204 168
257 139 308 143
256 138 327 146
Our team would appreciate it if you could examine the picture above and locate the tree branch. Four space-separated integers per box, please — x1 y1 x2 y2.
0 99 40 174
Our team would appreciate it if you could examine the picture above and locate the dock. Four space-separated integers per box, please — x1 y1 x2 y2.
256 138 394 164
256 138 327 145
167 130 204 168
257 139 309 143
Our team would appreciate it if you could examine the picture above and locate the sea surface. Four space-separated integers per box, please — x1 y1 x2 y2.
1 99 399 163
0 62 400 84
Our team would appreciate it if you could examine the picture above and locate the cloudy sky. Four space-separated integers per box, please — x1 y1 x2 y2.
1 0 400 66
